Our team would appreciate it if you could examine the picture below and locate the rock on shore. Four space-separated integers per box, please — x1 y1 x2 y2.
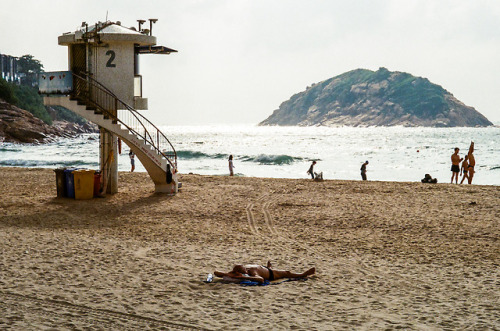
0 99 97 143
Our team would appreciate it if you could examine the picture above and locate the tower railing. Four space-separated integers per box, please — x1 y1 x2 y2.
71 72 177 169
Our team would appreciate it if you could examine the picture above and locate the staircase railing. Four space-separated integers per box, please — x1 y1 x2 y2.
71 72 177 169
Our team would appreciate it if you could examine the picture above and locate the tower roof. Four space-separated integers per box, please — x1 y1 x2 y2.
59 21 156 46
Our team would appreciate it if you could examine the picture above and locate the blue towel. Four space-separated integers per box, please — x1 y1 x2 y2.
239 278 307 287
239 280 271 286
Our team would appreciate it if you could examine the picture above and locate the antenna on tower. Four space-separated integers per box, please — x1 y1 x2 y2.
106 10 108 22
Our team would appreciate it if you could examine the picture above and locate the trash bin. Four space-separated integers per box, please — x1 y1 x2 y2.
93 171 102 197
73 169 95 200
64 168 77 199
54 168 67 197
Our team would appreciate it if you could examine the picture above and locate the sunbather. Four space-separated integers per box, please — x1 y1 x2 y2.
214 261 315 284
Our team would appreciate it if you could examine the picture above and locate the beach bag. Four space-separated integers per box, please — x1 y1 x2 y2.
421 174 437 184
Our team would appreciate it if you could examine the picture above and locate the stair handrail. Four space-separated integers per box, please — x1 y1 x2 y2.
71 72 177 169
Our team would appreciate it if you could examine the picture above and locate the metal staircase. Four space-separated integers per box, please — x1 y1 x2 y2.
42 72 178 193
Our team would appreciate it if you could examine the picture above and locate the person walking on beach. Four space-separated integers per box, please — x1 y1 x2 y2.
307 161 316 179
467 141 475 184
460 155 469 184
228 155 235 176
214 261 315 284
360 161 369 181
129 150 135 172
450 147 462 184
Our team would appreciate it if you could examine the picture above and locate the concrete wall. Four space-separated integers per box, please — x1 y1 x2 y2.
92 42 135 107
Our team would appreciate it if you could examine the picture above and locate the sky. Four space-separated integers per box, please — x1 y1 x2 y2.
1 0 499 125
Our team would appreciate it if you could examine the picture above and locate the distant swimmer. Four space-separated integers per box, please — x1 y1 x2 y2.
450 147 462 184
360 160 369 181
307 161 316 179
467 141 475 184
460 155 469 184
214 261 315 284
228 155 235 176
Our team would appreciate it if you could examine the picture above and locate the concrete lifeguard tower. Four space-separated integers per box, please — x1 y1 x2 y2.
40 20 178 194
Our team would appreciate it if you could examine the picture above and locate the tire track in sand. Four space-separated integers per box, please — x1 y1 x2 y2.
255 194 436 292
245 194 269 235
0 291 209 330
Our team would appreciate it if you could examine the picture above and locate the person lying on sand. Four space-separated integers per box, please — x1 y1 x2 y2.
214 261 315 284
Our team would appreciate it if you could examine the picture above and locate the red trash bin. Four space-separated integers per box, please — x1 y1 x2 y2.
94 171 102 197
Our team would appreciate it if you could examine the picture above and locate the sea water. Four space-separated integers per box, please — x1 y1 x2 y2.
1 125 499 186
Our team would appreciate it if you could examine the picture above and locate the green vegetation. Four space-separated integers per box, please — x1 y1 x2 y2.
12 83 52 124
0 78 18 104
386 75 447 117
314 68 449 117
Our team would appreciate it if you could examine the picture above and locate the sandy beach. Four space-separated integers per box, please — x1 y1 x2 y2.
0 167 498 330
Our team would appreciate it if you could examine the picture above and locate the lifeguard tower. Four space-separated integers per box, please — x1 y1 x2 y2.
39 19 178 194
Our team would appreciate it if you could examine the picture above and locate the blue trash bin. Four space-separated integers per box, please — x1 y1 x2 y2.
64 168 77 199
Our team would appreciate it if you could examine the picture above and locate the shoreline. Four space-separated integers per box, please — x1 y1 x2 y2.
1 165 499 187
1 167 499 329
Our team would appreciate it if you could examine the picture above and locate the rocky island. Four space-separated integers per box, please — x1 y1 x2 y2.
260 68 492 127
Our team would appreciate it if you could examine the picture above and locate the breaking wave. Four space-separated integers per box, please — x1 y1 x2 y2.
176 150 303 165
240 154 304 165
0 159 97 168
176 150 227 160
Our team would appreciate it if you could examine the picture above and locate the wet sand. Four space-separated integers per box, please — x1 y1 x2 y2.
0 167 498 330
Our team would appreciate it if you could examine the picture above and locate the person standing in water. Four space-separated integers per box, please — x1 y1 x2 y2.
450 147 462 184
228 155 235 176
360 161 369 181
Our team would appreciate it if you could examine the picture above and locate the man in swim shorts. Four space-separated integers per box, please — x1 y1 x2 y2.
460 155 469 184
450 147 462 184
214 261 315 284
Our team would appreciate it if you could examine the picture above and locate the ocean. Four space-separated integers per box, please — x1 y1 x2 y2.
1 125 499 186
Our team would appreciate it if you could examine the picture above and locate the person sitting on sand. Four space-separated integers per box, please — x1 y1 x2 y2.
460 155 469 184
214 261 315 284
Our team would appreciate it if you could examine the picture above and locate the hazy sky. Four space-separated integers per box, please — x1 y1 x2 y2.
2 0 499 125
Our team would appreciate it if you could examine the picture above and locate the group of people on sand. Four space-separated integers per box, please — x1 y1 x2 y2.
229 142 477 184
451 141 475 184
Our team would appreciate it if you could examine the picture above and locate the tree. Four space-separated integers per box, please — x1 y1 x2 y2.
17 54 44 87
17 54 44 74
